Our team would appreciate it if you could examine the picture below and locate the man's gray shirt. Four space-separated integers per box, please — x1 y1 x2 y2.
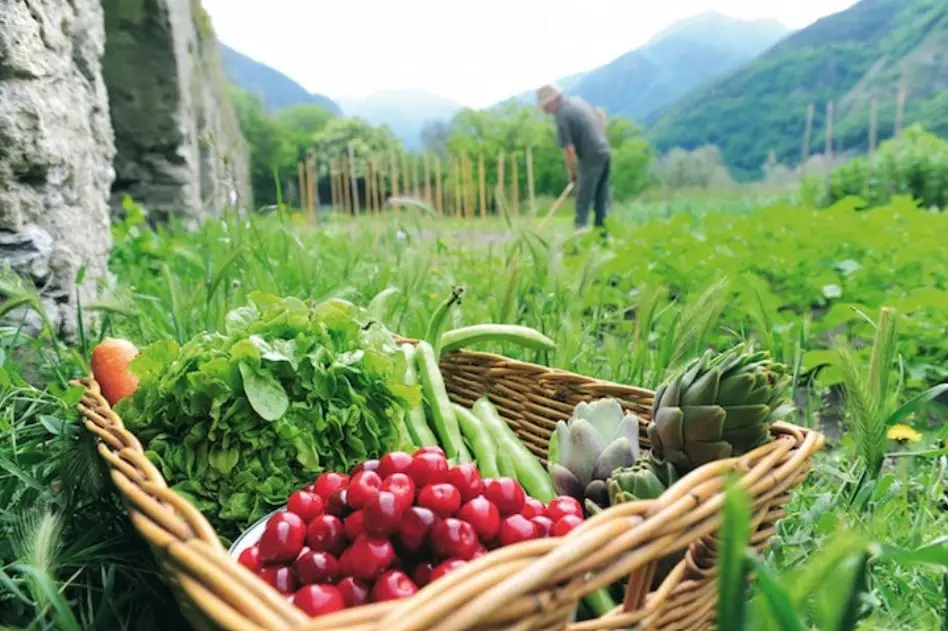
554 96 610 163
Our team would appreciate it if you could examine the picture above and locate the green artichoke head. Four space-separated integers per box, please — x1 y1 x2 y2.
646 344 794 473
548 398 643 501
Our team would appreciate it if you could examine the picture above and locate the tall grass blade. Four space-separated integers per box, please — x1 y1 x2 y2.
717 476 751 631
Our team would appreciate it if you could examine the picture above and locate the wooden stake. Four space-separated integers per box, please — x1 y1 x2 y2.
341 155 352 215
348 143 360 214
401 152 410 199
366 159 375 214
895 78 908 138
478 154 487 221
496 152 505 202
801 103 814 171
375 158 385 211
465 154 475 221
434 157 443 214
869 98 878 157
510 152 520 216
825 101 834 162
307 153 317 223
526 146 536 215
329 159 338 211
411 155 420 199
453 158 462 217
389 149 399 200
423 152 432 204
297 161 306 211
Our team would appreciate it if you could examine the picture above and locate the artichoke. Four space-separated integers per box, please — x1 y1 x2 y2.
607 458 678 505
647 344 794 473
548 398 642 505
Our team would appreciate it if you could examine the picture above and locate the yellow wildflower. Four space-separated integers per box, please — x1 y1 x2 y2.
887 424 922 444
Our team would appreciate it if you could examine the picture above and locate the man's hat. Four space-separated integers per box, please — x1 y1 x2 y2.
536 84 562 109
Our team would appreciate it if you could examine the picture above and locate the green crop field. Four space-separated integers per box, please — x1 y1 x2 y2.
2 189 948 631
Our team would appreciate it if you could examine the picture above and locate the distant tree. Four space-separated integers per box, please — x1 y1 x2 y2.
229 87 295 207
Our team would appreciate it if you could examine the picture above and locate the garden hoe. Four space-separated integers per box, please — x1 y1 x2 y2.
537 182 575 230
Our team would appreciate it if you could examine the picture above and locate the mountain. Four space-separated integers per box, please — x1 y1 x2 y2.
647 0 948 179
339 90 462 150
499 12 789 118
218 43 341 115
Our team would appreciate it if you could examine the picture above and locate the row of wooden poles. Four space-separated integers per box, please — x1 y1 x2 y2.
296 146 539 222
801 78 909 171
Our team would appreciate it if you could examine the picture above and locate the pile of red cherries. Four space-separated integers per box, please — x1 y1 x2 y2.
236 446 585 617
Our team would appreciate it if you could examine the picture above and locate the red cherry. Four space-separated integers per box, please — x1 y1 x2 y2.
381 473 416 511
313 472 350 501
287 490 326 523
347 535 395 580
413 445 446 457
521 497 545 519
296 546 312 561
344 510 366 540
430 558 466 582
417 483 462 518
457 496 501 542
431 518 479 560
305 515 346 556
237 546 262 572
257 565 296 594
379 451 414 478
337 577 371 607
473 544 489 558
552 515 583 537
531 515 555 538
293 584 344 617
412 562 435 587
484 478 526 515
499 514 539 546
347 471 382 509
258 512 306 563
546 496 583 523
326 488 351 518
363 490 405 536
292 551 339 585
371 570 418 602
351 459 380 476
407 452 449 487
337 547 354 577
446 463 484 502
398 506 439 552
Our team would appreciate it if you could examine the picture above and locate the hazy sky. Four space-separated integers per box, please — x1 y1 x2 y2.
203 0 859 108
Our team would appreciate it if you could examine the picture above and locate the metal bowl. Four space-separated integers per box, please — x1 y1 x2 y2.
227 506 285 558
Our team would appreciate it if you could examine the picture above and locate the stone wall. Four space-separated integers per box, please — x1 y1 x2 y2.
0 0 251 338
0 0 116 339
102 0 251 225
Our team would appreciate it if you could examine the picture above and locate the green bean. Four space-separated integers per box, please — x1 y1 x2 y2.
473 396 556 501
400 343 439 447
439 324 556 355
425 286 464 358
367 287 401 324
415 341 471 462
452 404 501 478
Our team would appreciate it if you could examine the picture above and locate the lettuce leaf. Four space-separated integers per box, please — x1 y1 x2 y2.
119 293 418 539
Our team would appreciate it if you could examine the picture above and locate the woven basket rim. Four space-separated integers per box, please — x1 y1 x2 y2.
75 346 825 631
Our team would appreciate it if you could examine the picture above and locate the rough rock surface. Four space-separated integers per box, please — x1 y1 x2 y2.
101 0 251 224
1 0 250 339
0 0 116 339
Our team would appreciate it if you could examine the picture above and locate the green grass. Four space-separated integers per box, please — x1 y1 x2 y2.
2 192 947 629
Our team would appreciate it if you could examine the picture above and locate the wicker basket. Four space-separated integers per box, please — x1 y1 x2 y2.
76 348 824 631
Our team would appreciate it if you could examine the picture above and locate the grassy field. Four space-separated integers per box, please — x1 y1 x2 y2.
2 192 947 630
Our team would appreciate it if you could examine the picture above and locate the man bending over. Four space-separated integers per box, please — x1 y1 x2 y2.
537 84 612 231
